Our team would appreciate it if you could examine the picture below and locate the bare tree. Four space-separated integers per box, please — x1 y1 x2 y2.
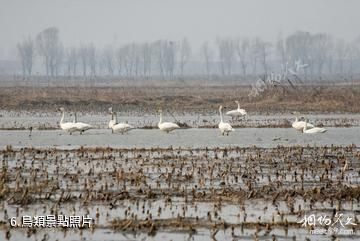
201 41 213 77
13 31 360 80
141 42 152 77
65 47 78 76
216 38 235 75
346 41 360 81
133 43 141 76
121 43 135 77
311 33 332 77
17 37 34 77
36 27 61 77
153 40 177 77
87 44 97 76
325 41 334 75
249 39 259 75
335 39 348 76
116 46 124 76
164 41 177 77
286 31 313 77
79 45 88 76
276 34 287 69
179 37 192 76
153 40 165 77
236 38 250 77
102 45 115 76
252 38 271 75
54 43 64 77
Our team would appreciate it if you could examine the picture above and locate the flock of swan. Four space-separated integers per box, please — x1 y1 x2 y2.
108 107 134 134
58 101 327 135
291 114 327 133
59 107 92 134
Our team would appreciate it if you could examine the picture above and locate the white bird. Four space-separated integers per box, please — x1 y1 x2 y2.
158 109 179 133
110 110 134 134
108 107 116 130
292 114 314 131
58 107 80 135
303 119 327 134
73 112 93 134
226 101 247 119
219 105 234 135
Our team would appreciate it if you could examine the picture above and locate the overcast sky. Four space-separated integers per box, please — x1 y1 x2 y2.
1 0 359 58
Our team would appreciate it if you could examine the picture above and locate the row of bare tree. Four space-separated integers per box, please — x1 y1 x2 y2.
16 27 360 79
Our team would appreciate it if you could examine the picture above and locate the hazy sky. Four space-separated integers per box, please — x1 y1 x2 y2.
1 0 360 58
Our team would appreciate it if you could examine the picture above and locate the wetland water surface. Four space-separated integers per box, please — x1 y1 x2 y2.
1 112 360 129
0 127 359 148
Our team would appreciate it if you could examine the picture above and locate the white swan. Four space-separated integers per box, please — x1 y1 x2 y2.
303 119 327 134
108 107 116 130
226 101 247 119
73 112 93 134
292 115 314 131
158 109 179 133
58 107 79 134
110 110 134 134
219 105 234 135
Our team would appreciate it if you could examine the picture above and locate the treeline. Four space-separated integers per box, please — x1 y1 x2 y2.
16 27 360 80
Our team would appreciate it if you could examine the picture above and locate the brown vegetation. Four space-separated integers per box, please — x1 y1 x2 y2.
0 85 359 113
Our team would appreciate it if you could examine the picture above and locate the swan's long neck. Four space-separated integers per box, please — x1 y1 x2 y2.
159 112 163 124
219 107 223 123
237 103 240 110
73 113 77 123
295 116 298 122
60 111 65 124
114 112 118 123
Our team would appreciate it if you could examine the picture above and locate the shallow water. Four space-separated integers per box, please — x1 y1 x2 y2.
0 127 359 149
1 111 360 130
